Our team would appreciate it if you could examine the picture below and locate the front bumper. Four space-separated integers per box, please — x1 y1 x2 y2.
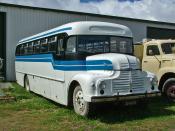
91 91 161 102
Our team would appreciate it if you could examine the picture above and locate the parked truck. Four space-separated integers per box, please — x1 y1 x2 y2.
134 39 175 101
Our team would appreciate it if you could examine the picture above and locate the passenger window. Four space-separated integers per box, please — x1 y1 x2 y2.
147 45 160 56
16 45 20 56
66 37 76 54
48 36 57 52
20 45 24 55
40 38 48 53
28 42 33 54
34 41 40 54
57 38 64 55
24 43 28 55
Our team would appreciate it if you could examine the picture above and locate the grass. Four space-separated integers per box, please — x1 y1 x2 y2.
0 83 175 131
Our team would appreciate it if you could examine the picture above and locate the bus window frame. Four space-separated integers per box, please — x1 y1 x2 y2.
48 35 57 53
23 43 28 55
16 45 21 56
28 42 34 55
40 38 48 54
19 44 24 56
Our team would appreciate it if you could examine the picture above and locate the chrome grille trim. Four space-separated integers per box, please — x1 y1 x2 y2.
120 63 138 70
120 63 129 69
112 70 145 93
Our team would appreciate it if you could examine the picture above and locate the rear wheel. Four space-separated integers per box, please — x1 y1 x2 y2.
73 85 92 116
24 75 30 92
163 78 175 102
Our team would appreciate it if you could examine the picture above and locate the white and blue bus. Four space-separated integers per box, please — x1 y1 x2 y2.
15 21 159 116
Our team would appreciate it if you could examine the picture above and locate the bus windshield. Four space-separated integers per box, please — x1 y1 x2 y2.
76 35 133 55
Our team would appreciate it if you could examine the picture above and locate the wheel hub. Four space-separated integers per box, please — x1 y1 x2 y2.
75 91 85 112
167 85 175 98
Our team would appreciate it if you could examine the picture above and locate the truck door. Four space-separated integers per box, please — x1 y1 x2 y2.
142 44 161 75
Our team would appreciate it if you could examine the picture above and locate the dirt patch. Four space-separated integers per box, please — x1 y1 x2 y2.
0 96 16 102
0 82 12 89
0 83 15 102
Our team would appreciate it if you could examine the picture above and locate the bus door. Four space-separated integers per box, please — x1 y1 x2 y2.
50 34 66 103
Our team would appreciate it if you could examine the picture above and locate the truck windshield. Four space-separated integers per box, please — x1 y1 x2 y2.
77 35 133 55
161 43 175 54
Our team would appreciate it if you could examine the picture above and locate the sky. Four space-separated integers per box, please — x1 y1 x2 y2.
0 0 174 23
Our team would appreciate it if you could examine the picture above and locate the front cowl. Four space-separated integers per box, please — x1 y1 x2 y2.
86 53 140 71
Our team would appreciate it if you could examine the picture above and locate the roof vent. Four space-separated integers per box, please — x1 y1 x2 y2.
89 26 125 34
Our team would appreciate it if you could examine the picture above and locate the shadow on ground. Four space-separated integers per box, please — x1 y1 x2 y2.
87 97 175 124
35 92 175 124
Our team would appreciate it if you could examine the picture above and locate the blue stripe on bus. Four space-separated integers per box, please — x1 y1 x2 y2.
86 60 112 65
53 65 86 71
54 60 86 65
19 27 72 44
16 54 52 59
16 58 52 63
16 54 113 71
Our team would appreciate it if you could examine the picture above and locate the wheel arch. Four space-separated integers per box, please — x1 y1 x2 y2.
67 80 80 107
23 74 27 87
159 72 175 92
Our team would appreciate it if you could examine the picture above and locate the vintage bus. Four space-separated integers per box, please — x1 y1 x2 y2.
15 21 159 116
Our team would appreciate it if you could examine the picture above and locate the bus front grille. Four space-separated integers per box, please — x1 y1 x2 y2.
112 70 144 93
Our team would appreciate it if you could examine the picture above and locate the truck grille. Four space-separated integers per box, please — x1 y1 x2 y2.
112 70 145 93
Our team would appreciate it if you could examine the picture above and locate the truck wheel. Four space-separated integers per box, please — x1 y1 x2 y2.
163 78 175 102
24 75 30 92
73 85 92 116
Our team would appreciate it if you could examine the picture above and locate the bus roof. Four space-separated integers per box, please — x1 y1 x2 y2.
18 21 132 45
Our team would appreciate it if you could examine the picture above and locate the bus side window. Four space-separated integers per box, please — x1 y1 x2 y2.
66 36 76 54
24 43 28 55
34 41 40 54
28 42 33 55
40 38 48 53
20 45 24 55
57 38 64 55
16 45 20 56
48 36 57 53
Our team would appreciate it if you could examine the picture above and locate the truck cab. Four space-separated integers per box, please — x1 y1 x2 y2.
134 39 175 101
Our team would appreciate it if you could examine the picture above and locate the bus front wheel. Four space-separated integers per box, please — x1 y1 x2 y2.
24 75 30 92
73 85 92 116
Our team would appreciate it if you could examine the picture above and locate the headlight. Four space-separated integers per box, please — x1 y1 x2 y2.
150 77 158 90
99 81 107 89
151 77 158 86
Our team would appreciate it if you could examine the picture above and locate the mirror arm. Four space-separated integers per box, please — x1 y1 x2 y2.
153 55 161 68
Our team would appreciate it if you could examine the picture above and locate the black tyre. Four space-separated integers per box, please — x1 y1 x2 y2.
73 85 92 116
24 75 30 92
163 78 175 102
